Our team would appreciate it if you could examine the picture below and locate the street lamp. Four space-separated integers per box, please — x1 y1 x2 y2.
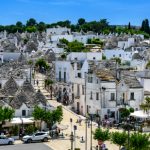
84 72 88 150
70 118 73 150
74 125 77 149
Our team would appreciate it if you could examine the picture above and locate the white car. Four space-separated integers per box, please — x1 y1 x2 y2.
0 135 14 145
22 132 50 143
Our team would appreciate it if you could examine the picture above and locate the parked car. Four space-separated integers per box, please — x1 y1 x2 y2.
0 135 14 145
22 132 50 143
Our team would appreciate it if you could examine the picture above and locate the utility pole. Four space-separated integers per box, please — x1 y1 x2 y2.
90 115 93 150
84 72 87 150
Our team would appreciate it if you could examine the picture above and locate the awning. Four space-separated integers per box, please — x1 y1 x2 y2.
11 118 34 124
52 124 69 130
130 110 149 118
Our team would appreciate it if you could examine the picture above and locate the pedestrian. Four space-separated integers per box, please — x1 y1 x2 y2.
79 117 82 126
36 79 39 86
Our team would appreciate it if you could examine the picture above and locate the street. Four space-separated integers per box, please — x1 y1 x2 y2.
34 73 119 150
0 143 53 150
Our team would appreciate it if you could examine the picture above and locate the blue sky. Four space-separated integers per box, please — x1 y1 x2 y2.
0 0 149 25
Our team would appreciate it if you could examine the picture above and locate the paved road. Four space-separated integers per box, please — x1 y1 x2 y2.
0 143 53 150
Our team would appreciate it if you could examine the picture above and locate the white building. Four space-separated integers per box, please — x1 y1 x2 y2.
103 49 134 62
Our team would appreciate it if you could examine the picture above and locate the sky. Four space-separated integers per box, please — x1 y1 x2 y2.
0 0 149 26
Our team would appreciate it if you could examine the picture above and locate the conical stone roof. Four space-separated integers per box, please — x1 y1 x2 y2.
32 89 46 106
10 89 31 109
22 79 35 96
2 76 19 96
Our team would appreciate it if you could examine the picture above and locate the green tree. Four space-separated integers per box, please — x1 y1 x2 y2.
0 107 15 129
141 19 150 34
26 26 37 33
44 78 54 100
111 132 128 150
32 106 45 130
26 18 37 26
128 22 131 30
93 128 110 142
37 22 46 32
112 57 121 65
35 58 49 72
32 106 63 130
59 38 69 45
78 18 86 26
129 132 150 150
16 21 23 28
67 40 84 52
140 96 150 113
146 61 150 69
102 54 106 60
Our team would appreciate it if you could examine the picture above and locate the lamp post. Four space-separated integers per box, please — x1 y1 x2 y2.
84 72 87 150
70 118 73 150
90 115 93 150
74 125 77 149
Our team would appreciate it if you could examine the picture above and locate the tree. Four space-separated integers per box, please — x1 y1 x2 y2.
32 106 63 130
32 106 45 130
26 26 37 33
128 22 131 30
44 78 54 100
141 19 150 34
59 38 69 45
129 132 150 150
78 18 86 26
16 21 23 28
111 57 121 65
26 18 37 26
67 40 84 52
140 96 150 114
102 54 106 60
37 22 46 32
146 61 150 69
111 132 128 150
93 128 110 142
0 107 15 129
35 58 49 72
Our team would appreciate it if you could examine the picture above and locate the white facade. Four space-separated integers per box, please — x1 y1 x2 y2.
67 52 102 61
117 80 143 110
46 27 71 36
51 35 74 42
103 49 133 62
118 38 135 49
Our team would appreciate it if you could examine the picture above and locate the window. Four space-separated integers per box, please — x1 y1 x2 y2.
22 110 26 116
130 92 134 100
110 93 115 101
88 76 93 83
77 84 80 96
96 92 99 100
64 72 66 82
59 71 61 82
90 91 93 100
82 85 84 95
119 54 121 57
113 55 115 57
96 79 99 84
78 73 81 78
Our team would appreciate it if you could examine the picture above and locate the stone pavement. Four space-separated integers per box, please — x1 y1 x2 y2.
34 73 119 150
